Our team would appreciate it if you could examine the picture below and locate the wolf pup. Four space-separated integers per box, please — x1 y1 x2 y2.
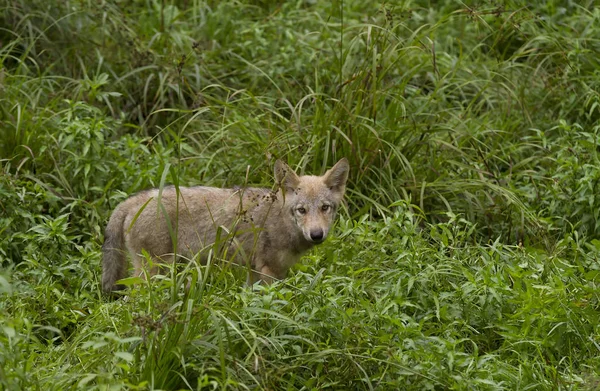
101 158 349 293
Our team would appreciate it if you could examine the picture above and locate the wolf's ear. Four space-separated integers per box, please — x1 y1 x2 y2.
274 160 300 193
323 158 350 193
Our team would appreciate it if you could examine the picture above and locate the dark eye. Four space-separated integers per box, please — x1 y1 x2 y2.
297 207 306 214
322 205 330 212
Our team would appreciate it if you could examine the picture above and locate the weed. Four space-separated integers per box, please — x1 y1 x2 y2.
1 0 600 389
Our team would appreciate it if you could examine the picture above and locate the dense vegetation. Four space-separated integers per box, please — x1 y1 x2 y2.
1 0 599 389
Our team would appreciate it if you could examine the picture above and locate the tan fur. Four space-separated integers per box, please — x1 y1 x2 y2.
101 158 349 293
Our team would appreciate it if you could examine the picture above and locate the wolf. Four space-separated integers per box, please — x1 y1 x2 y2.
101 158 349 293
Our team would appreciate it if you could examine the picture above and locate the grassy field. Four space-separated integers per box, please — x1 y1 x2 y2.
1 0 600 389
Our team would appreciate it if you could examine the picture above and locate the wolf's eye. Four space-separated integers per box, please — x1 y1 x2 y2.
297 207 306 214
321 205 330 212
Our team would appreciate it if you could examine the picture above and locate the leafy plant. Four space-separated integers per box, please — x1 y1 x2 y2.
1 0 600 389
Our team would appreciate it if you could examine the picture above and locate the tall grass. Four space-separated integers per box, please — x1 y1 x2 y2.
1 0 600 389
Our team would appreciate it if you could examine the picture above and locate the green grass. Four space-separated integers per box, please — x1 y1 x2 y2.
1 0 600 389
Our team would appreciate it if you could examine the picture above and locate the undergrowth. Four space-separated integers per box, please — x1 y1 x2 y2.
1 0 600 389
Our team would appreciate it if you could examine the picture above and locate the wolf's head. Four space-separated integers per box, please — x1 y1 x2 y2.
275 158 349 245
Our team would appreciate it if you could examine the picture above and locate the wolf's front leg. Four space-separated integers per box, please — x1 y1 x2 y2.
247 264 287 286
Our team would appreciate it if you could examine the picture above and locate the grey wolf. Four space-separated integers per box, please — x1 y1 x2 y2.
101 158 349 293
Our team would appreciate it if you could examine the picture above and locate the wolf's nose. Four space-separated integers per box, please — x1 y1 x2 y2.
310 229 324 242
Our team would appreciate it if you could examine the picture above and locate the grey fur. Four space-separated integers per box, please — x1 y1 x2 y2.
101 158 349 293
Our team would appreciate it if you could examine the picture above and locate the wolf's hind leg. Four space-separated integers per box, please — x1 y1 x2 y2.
133 253 174 281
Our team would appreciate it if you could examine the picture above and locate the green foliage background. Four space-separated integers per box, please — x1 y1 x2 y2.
1 0 599 389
